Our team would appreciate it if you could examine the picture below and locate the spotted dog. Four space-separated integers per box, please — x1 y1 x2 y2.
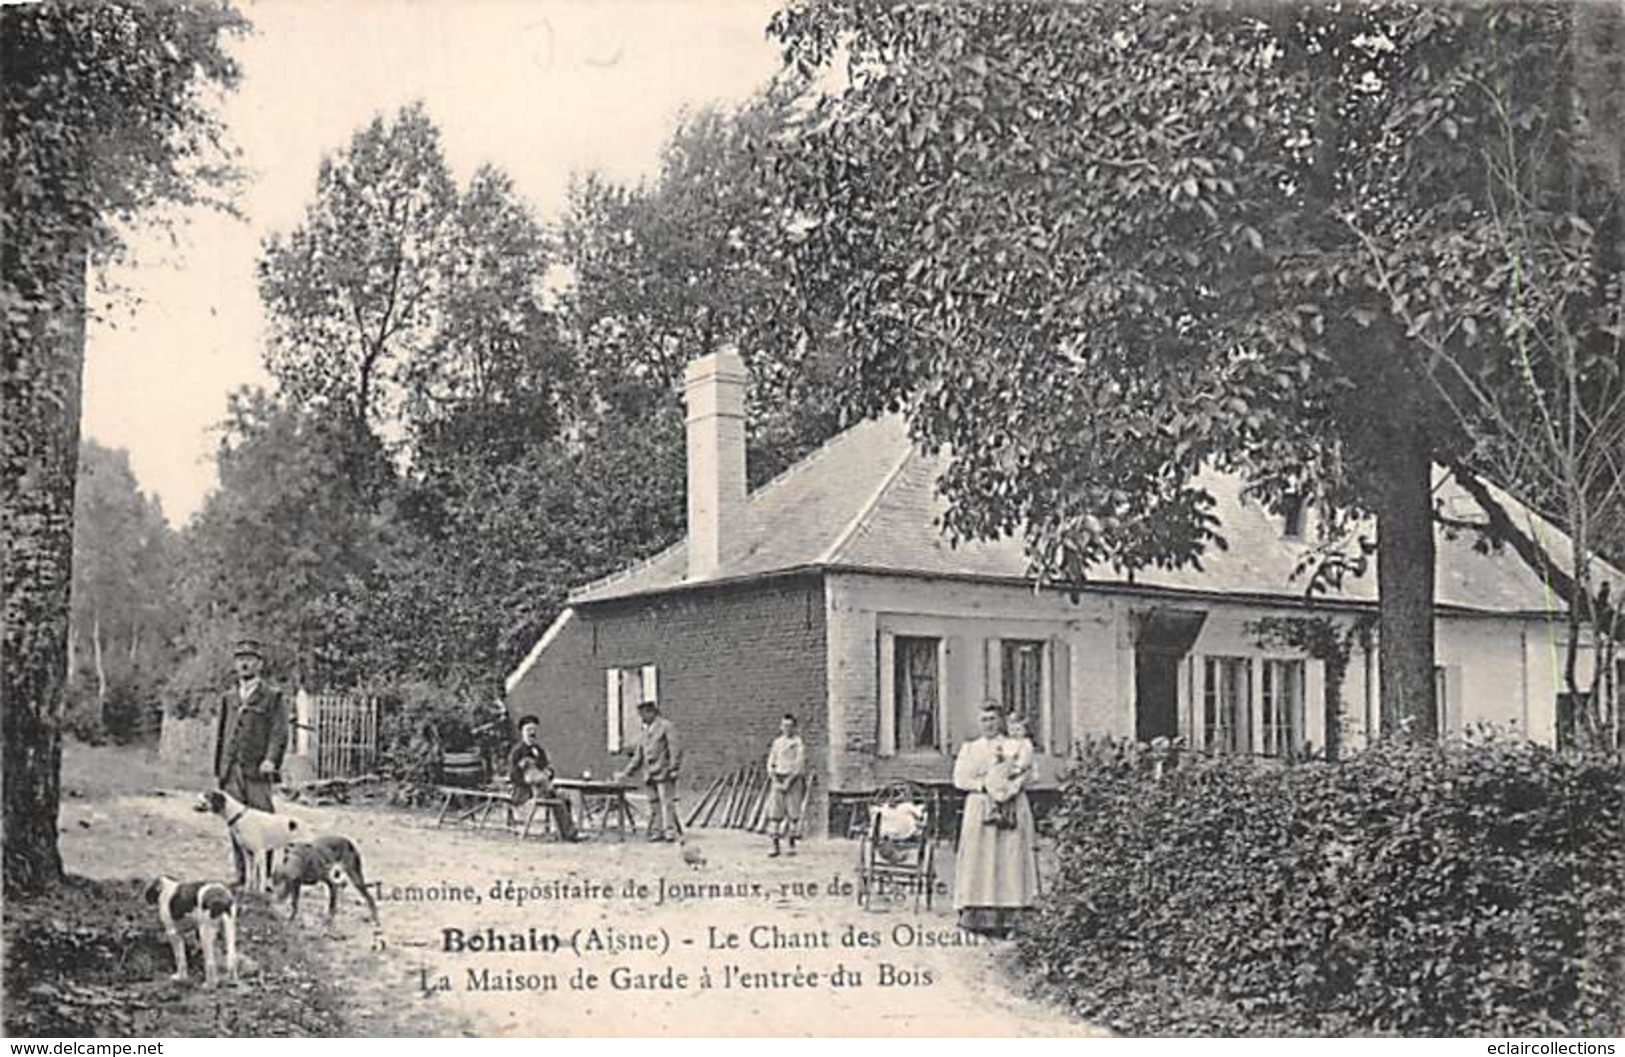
195 788 300 890
144 876 239 987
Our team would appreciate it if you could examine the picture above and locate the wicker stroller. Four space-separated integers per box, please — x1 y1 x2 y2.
856 780 937 911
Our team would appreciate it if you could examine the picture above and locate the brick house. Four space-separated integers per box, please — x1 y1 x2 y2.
506 349 1610 832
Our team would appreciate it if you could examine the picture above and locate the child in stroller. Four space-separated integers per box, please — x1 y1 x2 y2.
871 790 927 864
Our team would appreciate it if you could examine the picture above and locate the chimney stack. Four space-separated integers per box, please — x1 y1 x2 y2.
683 347 747 581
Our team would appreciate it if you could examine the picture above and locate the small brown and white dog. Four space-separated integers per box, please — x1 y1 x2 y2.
144 876 239 987
270 835 380 925
195 789 301 890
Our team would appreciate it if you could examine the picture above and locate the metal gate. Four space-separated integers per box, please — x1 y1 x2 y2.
310 693 378 779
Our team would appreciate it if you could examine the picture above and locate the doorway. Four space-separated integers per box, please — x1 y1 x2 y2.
1135 651 1181 742
1131 607 1208 744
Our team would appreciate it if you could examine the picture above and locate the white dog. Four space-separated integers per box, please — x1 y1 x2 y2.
145 876 239 987
195 789 301 890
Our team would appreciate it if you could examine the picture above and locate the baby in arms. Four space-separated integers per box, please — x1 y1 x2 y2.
984 713 1034 829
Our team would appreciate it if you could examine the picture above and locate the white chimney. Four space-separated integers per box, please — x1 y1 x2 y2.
683 347 747 580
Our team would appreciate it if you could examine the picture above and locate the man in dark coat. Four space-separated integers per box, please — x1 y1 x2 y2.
214 637 289 884
507 715 580 841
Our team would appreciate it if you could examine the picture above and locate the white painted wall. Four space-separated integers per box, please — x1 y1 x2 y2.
825 574 1112 786
826 572 1567 781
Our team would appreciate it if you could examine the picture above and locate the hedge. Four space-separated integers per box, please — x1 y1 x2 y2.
1016 737 1625 1036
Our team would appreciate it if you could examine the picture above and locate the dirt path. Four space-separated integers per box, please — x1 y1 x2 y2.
57 764 1105 1036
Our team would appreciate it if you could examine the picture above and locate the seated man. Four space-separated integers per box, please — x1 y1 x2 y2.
508 715 580 841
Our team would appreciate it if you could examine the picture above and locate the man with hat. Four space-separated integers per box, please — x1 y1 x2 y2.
214 636 289 885
506 714 581 841
614 699 683 842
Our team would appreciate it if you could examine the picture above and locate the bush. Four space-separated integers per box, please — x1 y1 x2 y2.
62 686 107 746
101 674 161 743
64 674 163 745
1017 736 1625 1036
373 680 511 792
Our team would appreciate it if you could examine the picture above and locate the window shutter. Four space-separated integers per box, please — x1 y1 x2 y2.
984 638 1003 710
642 664 659 705
944 635 967 751
1050 638 1072 758
1192 655 1207 749
605 669 621 753
1304 659 1326 756
877 632 896 757
1242 658 1257 755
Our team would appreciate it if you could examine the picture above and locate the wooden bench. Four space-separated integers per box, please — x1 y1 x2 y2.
433 786 510 830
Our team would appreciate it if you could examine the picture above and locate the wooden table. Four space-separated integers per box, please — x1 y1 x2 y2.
435 782 572 841
551 778 638 840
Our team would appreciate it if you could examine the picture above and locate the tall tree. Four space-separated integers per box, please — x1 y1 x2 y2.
558 90 850 486
1342 5 1625 745
768 0 1622 737
405 164 572 476
369 410 688 693
175 389 388 694
2 0 245 896
258 106 568 507
257 101 456 435
70 440 180 717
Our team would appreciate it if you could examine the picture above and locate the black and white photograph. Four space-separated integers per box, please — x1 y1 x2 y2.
3 0 1623 1040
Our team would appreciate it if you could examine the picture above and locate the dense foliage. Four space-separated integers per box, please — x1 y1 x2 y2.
1021 738 1625 1036
2 0 246 895
170 94 853 706
767 0 1625 735
67 441 183 743
557 90 851 486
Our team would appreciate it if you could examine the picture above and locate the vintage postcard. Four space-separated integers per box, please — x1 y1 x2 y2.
4 0 1621 1041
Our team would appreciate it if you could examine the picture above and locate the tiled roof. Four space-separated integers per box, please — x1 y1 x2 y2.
570 417 913 604
569 414 1603 615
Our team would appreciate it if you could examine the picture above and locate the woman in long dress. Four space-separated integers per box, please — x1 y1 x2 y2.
952 702 1040 937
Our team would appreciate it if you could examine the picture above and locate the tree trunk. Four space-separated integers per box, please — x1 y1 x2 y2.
1374 426 1438 739
2 223 88 896
93 609 107 703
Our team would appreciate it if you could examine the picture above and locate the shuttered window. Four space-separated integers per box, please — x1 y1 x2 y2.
605 664 658 752
1203 656 1252 754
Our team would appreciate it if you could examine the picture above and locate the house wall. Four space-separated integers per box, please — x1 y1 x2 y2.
506 576 829 824
825 573 1117 791
1517 614 1605 745
1181 603 1330 755
826 572 1560 791
510 570 1572 833
1340 613 1580 747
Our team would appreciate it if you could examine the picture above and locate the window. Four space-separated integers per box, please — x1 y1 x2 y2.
1001 639 1046 740
1204 657 1252 754
605 664 657 752
893 636 942 752
1261 659 1305 758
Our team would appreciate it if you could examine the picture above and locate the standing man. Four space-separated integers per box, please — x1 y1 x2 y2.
507 715 581 841
214 637 289 886
764 714 806 858
614 700 682 842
